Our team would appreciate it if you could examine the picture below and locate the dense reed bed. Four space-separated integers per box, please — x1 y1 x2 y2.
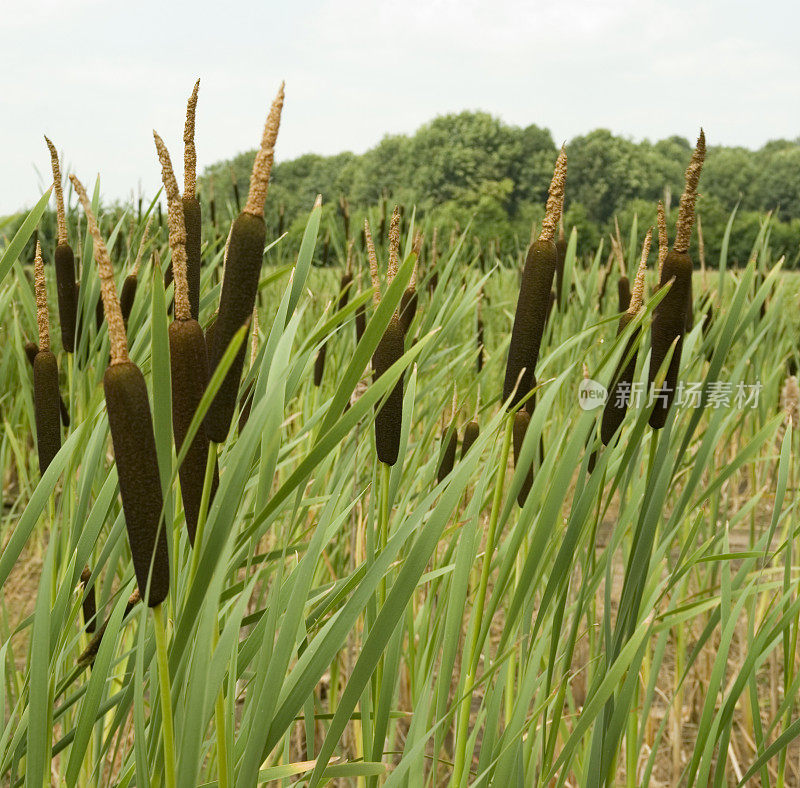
2 112 800 788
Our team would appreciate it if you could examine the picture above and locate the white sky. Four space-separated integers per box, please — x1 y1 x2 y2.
1 0 798 214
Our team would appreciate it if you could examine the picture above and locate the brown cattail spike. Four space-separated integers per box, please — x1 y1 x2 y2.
69 175 129 364
502 149 566 407
674 129 706 253
244 82 285 217
184 79 200 199
512 411 534 507
154 132 190 321
80 566 97 632
34 242 49 351
461 421 480 459
44 137 67 246
539 147 567 243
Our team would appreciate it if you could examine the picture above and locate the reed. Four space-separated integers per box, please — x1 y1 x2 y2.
366 213 404 466
205 83 284 443
461 419 480 458
45 137 78 352
70 173 168 607
26 341 69 426
32 242 61 474
436 391 458 483
502 147 566 407
154 131 218 545
601 229 651 445
649 130 705 430
119 212 153 328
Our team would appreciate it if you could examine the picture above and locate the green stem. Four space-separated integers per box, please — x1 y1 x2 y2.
452 414 514 786
152 603 176 788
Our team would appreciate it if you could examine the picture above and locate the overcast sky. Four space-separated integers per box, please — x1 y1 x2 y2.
1 0 797 215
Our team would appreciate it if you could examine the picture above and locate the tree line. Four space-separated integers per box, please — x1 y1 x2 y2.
203 111 800 268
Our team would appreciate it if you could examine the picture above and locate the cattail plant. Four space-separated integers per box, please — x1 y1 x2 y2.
25 340 69 427
32 242 62 475
601 229 651 445
461 419 480 458
70 173 168 607
366 211 405 466
78 589 140 668
428 227 439 294
648 130 705 430
80 566 97 632
512 410 534 506
277 202 285 237
476 299 485 374
45 137 78 353
502 147 567 407
436 390 458 483
71 172 175 788
183 79 202 320
120 212 153 327
154 132 218 546
205 83 284 443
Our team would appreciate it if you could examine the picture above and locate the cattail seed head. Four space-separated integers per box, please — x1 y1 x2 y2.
648 250 692 429
72 173 166 604
372 315 405 465
437 425 458 483
34 242 49 351
674 130 706 254
205 211 266 442
69 175 129 365
103 361 168 606
539 147 567 243
169 318 218 544
153 131 191 322
33 349 61 474
461 421 480 458
183 79 200 199
120 274 138 327
502 239 558 406
45 138 79 352
80 566 97 632
244 82 285 218
314 343 327 387
512 411 534 507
